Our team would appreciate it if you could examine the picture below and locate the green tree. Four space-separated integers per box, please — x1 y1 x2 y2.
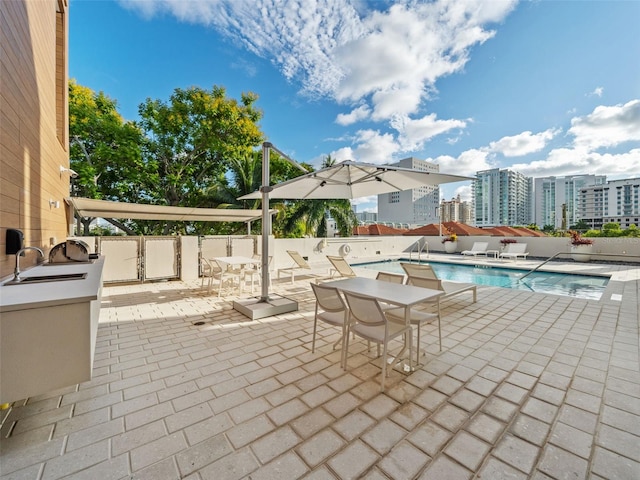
281 156 357 238
68 80 146 234
204 150 311 235
137 85 264 233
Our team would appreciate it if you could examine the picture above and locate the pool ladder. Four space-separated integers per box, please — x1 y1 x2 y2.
409 240 429 262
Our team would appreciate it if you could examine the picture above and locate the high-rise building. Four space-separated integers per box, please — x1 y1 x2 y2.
377 157 440 226
474 168 532 227
440 195 473 224
534 175 606 229
579 178 640 229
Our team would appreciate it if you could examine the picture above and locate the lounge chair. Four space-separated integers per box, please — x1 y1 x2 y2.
499 243 529 261
400 262 477 303
278 250 327 284
326 255 357 279
461 242 489 257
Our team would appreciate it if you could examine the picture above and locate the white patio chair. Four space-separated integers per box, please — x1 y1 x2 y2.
243 254 273 292
461 242 489 257
377 270 441 363
213 258 243 296
343 291 413 392
310 282 349 368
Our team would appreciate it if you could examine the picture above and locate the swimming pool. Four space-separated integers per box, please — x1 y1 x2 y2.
356 260 609 300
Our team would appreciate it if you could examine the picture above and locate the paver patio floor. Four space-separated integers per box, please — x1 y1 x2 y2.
1 257 638 479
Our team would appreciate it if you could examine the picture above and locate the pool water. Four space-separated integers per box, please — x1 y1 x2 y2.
356 260 609 300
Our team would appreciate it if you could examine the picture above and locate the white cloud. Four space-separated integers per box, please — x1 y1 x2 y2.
588 87 604 97
452 184 472 203
511 147 640 179
118 0 516 154
335 105 370 126
568 100 640 150
350 129 400 163
394 113 467 151
488 128 560 157
427 148 493 177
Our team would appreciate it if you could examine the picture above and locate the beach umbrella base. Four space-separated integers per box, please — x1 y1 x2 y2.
233 294 298 320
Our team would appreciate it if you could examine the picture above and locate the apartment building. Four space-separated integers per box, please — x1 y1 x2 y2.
579 178 640 229
0 0 71 277
473 168 532 227
377 157 440 226
534 175 606 229
440 195 473 224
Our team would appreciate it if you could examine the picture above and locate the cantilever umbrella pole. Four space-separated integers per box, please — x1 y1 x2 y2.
260 143 272 301
259 142 307 301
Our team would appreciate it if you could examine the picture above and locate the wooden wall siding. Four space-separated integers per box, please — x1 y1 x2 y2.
0 0 70 278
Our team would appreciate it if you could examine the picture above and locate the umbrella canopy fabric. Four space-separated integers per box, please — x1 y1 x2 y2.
238 160 473 200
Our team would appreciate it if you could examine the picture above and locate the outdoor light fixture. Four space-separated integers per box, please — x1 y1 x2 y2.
375 176 382 182
60 166 79 178
320 180 327 187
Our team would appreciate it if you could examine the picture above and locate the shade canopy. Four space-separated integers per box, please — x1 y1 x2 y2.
239 160 473 200
68 197 273 223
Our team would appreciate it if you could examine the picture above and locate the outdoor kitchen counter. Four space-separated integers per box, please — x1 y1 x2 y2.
0 257 105 404
0 256 105 312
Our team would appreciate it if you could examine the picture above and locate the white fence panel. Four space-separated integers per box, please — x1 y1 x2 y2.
230 237 255 257
99 238 140 283
144 237 178 280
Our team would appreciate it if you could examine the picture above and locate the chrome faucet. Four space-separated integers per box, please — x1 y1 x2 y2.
13 246 44 282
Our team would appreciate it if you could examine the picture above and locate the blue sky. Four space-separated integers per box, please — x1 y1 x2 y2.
69 0 640 212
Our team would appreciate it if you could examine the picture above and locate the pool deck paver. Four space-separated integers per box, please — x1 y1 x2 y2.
0 254 638 479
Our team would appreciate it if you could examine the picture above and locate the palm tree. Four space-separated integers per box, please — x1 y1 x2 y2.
282 155 357 238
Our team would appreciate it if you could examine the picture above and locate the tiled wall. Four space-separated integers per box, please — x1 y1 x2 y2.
0 0 70 279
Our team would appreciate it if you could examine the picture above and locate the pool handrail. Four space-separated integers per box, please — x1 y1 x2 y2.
519 251 640 281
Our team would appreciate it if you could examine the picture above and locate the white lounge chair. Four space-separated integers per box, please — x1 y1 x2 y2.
461 242 489 257
327 255 357 279
499 243 529 261
278 250 327 284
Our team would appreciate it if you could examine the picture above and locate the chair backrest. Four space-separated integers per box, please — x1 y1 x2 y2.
504 243 527 254
326 255 356 278
310 282 346 313
287 250 310 269
470 242 488 252
343 291 386 328
400 262 438 280
202 258 222 275
376 271 405 284
406 276 443 292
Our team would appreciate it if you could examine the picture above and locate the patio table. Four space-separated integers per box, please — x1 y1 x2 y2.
212 256 260 294
324 277 443 370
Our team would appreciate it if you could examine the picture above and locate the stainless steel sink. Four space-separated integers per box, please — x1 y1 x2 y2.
3 272 87 286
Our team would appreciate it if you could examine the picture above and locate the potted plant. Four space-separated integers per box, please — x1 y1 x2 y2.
569 230 594 262
442 232 458 253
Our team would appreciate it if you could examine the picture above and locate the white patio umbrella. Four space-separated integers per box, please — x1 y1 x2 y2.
238 160 472 200
237 151 473 308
